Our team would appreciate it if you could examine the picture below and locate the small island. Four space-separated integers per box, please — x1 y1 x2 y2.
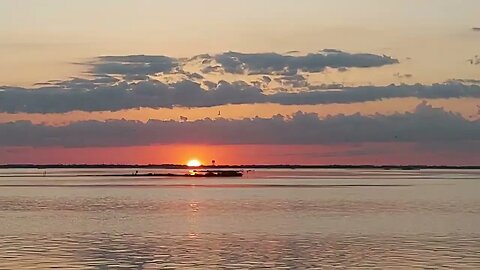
95 170 244 178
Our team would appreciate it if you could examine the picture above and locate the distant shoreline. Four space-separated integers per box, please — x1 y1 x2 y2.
1 164 479 170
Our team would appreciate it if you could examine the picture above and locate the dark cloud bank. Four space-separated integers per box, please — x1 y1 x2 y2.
1 102 479 147
1 80 480 113
210 50 398 75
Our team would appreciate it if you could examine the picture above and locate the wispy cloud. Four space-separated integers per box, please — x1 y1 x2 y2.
468 55 480 65
393 72 413 79
85 55 179 76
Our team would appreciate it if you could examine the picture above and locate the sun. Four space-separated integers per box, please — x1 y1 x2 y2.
187 159 202 167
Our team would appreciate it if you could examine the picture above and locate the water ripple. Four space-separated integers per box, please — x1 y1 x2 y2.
0 197 479 214
0 233 479 269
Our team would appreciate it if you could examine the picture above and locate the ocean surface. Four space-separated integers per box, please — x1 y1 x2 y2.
0 168 479 269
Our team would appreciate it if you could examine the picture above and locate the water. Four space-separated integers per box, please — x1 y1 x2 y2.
0 168 479 269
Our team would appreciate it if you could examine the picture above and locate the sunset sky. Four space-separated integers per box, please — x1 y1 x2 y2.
1 0 479 165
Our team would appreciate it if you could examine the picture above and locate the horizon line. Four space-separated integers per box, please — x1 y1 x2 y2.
1 164 479 169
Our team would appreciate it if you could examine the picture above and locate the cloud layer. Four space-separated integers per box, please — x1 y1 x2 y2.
1 102 478 147
1 51 478 114
1 80 479 113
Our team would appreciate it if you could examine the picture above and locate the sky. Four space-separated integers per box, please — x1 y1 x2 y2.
0 0 479 165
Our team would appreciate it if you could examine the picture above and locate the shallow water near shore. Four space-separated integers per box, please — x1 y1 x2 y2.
0 168 479 269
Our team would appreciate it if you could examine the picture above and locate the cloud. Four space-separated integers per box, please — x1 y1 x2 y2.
447 79 480 84
393 73 413 79
274 74 310 88
86 55 178 76
270 83 480 105
0 51 475 113
1 102 479 147
468 55 479 65
2 80 480 113
200 65 223 74
208 50 398 75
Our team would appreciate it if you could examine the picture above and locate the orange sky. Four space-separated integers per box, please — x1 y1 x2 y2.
0 1 479 165
2 143 479 166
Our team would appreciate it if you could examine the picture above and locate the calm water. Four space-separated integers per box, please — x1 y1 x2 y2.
0 168 479 269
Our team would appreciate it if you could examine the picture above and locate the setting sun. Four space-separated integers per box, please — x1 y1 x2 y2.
187 159 202 167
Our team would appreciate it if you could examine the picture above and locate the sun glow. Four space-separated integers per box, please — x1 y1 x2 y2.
187 159 202 167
